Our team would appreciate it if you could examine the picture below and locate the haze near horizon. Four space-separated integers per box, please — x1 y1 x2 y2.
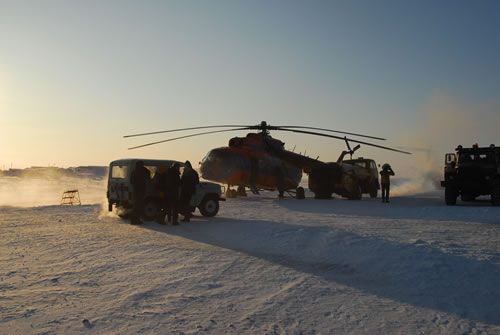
1 1 499 177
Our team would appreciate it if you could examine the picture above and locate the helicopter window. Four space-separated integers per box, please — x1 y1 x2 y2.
111 165 128 179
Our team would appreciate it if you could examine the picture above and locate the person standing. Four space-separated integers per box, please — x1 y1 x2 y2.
380 163 395 203
155 165 169 224
164 162 181 225
180 161 199 222
130 160 150 224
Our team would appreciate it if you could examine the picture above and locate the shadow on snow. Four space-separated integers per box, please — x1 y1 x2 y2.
140 216 500 326
276 195 500 225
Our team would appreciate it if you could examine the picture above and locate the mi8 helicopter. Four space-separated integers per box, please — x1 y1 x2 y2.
124 121 410 199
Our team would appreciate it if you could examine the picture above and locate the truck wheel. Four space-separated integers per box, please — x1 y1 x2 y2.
142 199 160 221
314 191 332 199
296 187 305 199
348 187 362 200
445 186 457 206
461 194 476 202
491 182 500 206
347 180 362 200
199 195 220 217
369 180 378 198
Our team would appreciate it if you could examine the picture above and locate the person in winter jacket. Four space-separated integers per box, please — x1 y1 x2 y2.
163 162 181 225
130 160 150 224
380 163 395 203
179 161 199 222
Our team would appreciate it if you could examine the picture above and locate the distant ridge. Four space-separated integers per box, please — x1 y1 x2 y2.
0 166 108 179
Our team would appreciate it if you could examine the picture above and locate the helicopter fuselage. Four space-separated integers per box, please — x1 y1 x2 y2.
200 133 302 190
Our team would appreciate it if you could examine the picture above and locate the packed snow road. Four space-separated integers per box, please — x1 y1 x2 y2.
1 193 499 334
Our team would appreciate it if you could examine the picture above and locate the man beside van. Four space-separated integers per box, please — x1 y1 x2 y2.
180 161 199 222
165 162 181 225
130 160 150 224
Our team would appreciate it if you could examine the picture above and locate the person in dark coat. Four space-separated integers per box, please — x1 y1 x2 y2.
180 161 199 222
155 165 170 224
164 162 181 225
380 163 395 203
130 160 150 224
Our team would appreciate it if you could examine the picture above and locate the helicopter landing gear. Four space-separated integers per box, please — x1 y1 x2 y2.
296 187 305 199
225 187 238 198
237 186 247 197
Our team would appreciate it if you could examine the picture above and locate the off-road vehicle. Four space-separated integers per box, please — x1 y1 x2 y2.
342 157 380 198
440 144 500 206
107 159 225 219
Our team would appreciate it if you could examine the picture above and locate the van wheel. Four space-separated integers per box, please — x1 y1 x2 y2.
369 189 378 198
142 200 160 221
116 207 131 219
199 195 219 217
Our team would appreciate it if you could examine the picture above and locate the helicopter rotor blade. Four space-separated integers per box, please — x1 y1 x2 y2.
127 127 250 150
276 125 386 141
124 125 250 138
277 128 412 155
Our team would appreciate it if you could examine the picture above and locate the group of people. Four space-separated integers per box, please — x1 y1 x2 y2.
130 160 199 225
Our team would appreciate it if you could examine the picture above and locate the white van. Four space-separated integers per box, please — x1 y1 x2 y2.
107 159 224 219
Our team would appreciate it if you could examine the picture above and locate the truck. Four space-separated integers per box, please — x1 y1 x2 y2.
440 144 500 206
107 159 225 219
342 157 380 198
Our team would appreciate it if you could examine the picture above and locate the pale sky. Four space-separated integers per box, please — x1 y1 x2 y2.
1 1 499 176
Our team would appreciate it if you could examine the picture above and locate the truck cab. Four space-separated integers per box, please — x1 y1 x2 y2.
441 145 500 206
107 159 224 219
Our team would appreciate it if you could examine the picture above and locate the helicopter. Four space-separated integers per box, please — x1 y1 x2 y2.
124 121 410 199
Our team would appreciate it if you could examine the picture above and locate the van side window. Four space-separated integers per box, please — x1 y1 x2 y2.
145 166 157 178
111 165 128 179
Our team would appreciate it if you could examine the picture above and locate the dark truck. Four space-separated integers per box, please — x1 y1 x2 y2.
441 144 500 206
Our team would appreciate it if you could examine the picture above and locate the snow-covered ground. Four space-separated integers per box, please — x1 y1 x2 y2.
1 188 500 334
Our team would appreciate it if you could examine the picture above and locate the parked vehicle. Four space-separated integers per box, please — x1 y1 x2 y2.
107 159 224 219
441 144 500 206
342 157 380 198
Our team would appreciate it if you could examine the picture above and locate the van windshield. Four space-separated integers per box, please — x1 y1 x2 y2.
111 165 128 179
